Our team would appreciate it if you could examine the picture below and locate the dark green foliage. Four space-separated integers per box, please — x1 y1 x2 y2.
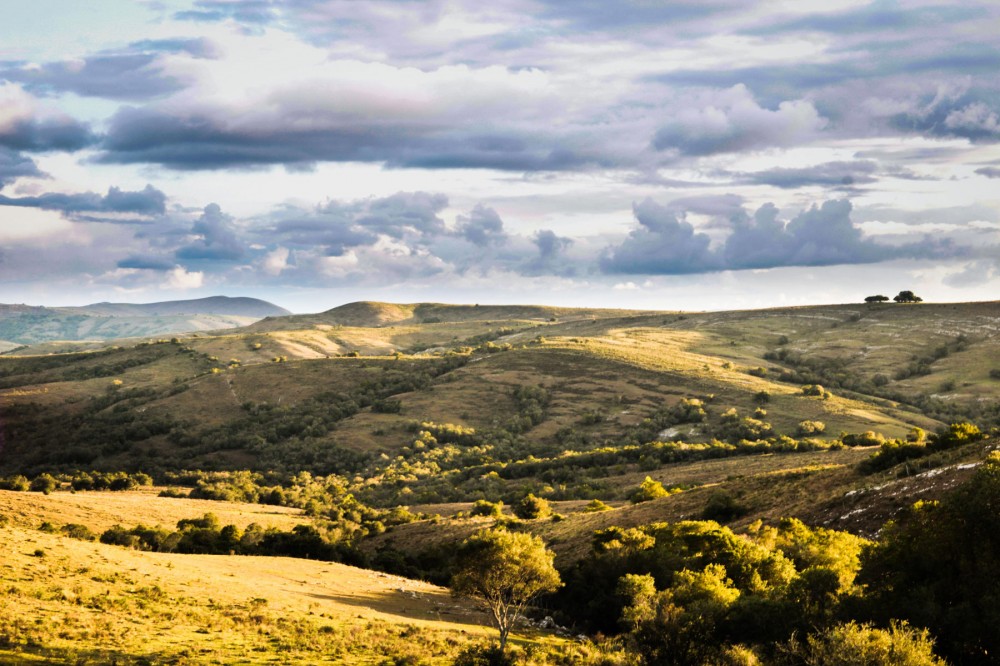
858 452 1000 664
865 295 890 304
701 491 749 523
893 291 923 304
0 474 29 491
29 473 57 494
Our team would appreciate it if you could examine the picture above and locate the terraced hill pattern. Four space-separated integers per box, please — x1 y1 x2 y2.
1 299 999 664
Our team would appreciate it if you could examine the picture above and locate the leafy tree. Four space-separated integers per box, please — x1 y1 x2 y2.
512 493 551 520
893 291 923 303
451 529 562 652
865 295 890 303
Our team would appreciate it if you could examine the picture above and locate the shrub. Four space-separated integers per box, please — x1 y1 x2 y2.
513 493 551 520
787 621 944 665
797 420 826 436
630 476 670 504
471 500 504 518
0 475 29 491
30 473 58 494
701 490 749 523
584 499 612 512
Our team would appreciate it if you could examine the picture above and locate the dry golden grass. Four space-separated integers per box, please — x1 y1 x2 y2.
0 523 499 664
0 487 307 533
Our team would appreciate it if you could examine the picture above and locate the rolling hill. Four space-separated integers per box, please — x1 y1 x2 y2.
0 296 290 348
1 299 998 663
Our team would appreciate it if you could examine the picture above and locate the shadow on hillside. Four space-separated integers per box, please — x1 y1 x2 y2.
305 587 489 626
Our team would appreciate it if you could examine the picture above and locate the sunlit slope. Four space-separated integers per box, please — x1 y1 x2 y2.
0 523 493 664
0 487 306 533
1 300 997 475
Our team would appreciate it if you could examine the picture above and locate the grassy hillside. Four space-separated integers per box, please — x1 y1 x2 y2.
0 296 288 346
2 299 999 664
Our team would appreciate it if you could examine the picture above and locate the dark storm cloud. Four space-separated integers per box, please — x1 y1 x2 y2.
0 185 166 216
175 203 245 261
0 116 94 152
0 148 43 187
740 160 879 189
458 204 507 246
1 39 215 101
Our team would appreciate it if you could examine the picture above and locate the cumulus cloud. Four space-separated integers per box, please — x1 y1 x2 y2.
651 85 827 156
175 203 245 261
457 203 507 246
603 198 965 276
601 198 717 274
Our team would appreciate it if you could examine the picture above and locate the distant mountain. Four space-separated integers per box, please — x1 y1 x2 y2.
66 296 291 318
0 296 290 346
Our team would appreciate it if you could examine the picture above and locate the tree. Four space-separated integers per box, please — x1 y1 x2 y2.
451 529 562 651
865 295 890 303
893 290 923 303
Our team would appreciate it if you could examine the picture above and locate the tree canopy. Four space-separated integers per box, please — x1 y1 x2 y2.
893 290 923 303
450 528 562 651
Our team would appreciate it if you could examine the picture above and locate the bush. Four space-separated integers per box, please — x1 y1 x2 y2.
30 474 58 494
787 621 944 665
584 499 612 512
452 643 516 666
470 500 504 518
797 420 826 436
0 475 29 491
513 493 551 520
630 476 670 504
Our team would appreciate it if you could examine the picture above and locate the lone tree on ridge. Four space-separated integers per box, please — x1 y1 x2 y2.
893 290 923 303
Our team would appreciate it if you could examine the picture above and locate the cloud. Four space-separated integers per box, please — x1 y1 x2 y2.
175 203 245 261
601 198 718 274
0 83 94 152
739 160 879 189
651 85 827 156
893 90 1000 141
0 184 166 217
602 198 963 276
116 255 176 270
0 148 43 188
457 203 507 246
976 166 1000 178
1 38 215 101
174 0 280 24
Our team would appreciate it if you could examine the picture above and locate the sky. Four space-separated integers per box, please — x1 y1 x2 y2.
1 0 999 313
